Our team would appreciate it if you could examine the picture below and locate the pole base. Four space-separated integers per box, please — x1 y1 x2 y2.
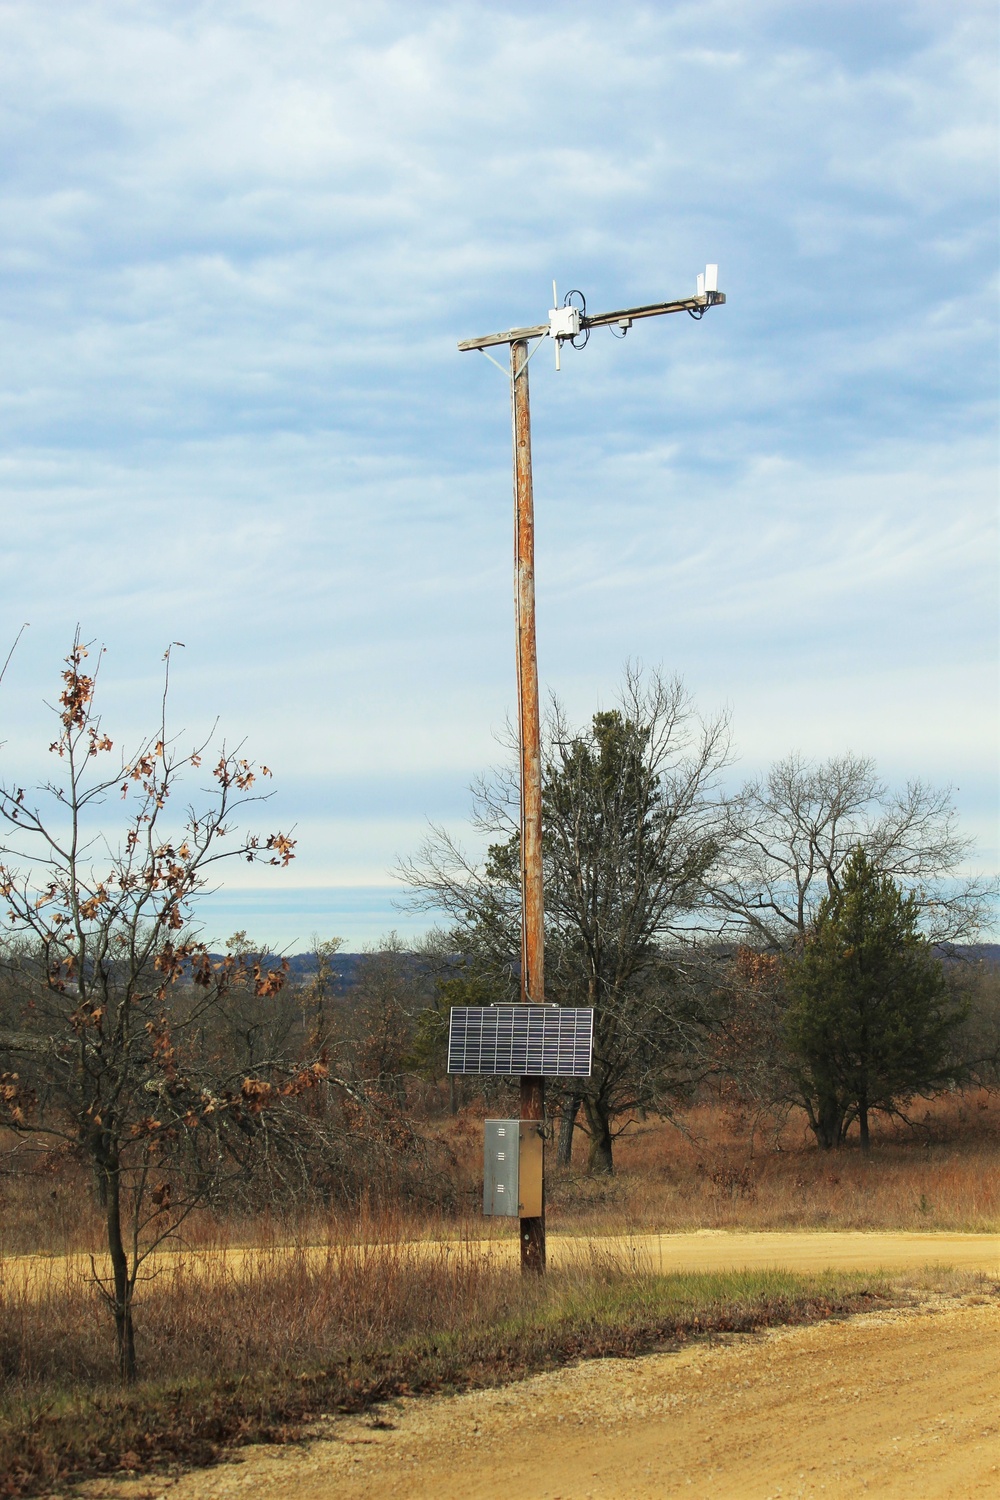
520 1215 545 1273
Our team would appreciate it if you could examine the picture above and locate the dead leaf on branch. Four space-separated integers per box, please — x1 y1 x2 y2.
59 659 94 729
87 729 113 756
252 958 290 998
150 1181 172 1209
264 833 296 867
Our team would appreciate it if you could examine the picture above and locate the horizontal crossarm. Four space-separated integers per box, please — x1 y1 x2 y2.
457 321 550 352
458 290 725 352
582 290 725 329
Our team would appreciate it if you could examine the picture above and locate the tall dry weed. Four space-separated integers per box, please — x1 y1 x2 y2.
0 1220 527 1396
531 1088 1000 1234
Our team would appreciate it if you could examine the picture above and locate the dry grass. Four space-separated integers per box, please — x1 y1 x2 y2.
3 1090 996 1261
529 1088 1000 1235
0 1232 515 1392
0 1165 461 1258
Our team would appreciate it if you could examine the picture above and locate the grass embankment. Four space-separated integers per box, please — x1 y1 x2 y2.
0 1237 926 1498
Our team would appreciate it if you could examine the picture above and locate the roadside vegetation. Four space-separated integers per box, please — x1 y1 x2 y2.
0 643 998 1494
2 1085 997 1493
0 1229 966 1499
545 1086 1000 1234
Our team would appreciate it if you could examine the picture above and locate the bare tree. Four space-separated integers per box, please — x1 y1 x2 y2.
0 637 306 1382
710 753 994 950
709 945 791 1131
299 935 345 1052
342 938 424 1108
400 667 731 1172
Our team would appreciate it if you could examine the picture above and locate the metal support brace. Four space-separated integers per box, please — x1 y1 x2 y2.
479 334 547 384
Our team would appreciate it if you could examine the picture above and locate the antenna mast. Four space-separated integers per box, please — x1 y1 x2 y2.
457 268 726 1273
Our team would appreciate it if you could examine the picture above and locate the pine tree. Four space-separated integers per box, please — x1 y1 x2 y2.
784 846 964 1151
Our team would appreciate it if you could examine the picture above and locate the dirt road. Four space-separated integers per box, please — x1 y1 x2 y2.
560 1228 1000 1276
124 1294 998 1500
6 1229 1000 1297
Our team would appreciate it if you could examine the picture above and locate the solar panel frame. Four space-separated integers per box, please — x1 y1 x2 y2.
447 1005 593 1077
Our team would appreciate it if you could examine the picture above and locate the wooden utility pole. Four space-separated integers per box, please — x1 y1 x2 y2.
459 271 725 1276
511 337 546 1273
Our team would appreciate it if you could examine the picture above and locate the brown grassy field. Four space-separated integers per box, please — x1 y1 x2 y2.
1 1087 997 1259
437 1086 1000 1236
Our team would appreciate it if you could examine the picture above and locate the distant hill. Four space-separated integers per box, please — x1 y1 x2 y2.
283 951 365 990
264 942 1000 991
945 943 1000 964
221 951 428 993
220 951 366 992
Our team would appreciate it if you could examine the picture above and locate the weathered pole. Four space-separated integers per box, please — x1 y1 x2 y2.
511 337 546 1274
458 272 724 1270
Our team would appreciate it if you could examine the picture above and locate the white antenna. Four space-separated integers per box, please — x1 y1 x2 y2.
548 280 584 370
552 281 560 371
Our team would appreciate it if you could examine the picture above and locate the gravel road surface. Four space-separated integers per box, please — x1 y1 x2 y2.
115 1292 998 1500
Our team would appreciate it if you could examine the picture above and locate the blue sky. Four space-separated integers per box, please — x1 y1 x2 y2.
0 0 996 950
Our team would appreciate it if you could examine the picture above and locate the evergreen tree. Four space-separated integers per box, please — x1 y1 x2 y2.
401 669 729 1172
784 846 964 1151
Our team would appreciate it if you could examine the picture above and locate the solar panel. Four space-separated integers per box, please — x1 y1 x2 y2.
448 1005 593 1077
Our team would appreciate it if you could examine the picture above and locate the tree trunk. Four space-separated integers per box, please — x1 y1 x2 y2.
813 1090 847 1150
858 1020 871 1154
556 1095 579 1167
104 1161 137 1384
858 1088 870 1155
583 1097 614 1175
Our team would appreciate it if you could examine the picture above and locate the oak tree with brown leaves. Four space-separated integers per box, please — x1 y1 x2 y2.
0 636 309 1382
